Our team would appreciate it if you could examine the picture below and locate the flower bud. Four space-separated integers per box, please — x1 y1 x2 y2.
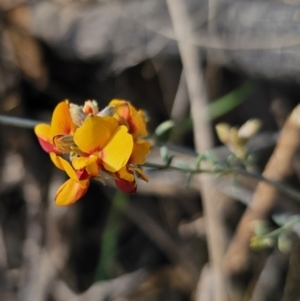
98 106 115 117
69 104 86 126
83 100 99 115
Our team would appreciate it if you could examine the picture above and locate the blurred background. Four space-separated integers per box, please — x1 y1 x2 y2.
1 0 300 300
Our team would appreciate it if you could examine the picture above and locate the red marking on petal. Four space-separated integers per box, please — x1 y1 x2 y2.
117 103 138 134
76 169 91 180
37 137 60 154
115 176 137 194
127 116 137 135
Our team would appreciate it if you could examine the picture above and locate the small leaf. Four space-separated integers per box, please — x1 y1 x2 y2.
204 152 217 165
278 232 292 253
254 221 270 236
215 123 230 144
195 153 205 169
250 235 274 250
176 161 191 170
186 172 193 188
160 146 169 163
166 155 174 166
238 119 262 139
155 120 175 138
272 214 291 227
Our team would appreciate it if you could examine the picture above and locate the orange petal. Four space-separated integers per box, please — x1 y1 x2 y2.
117 166 135 182
101 125 133 172
50 153 79 182
35 123 51 141
50 152 64 170
35 124 58 153
55 178 89 206
132 167 148 182
109 99 148 138
109 99 127 107
130 140 151 165
129 107 148 138
50 101 76 139
109 99 130 122
74 116 119 154
72 155 99 177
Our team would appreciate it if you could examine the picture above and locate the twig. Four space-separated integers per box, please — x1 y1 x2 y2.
281 242 300 301
17 173 43 301
224 104 300 274
51 269 150 301
1 114 300 202
125 203 198 284
165 1 228 301
246 250 288 301
194 264 213 301
0 226 13 300
170 70 189 121
0 115 40 128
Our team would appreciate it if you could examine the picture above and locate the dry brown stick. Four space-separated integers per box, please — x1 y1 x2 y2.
281 241 300 301
224 104 300 275
166 1 228 301
125 203 198 286
26 171 78 301
250 249 289 301
17 171 70 301
0 226 14 301
170 70 189 121
17 173 44 301
194 264 214 301
5 5 48 87
51 269 149 301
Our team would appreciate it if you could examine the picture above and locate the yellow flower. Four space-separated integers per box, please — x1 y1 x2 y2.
35 99 151 204
215 119 261 159
56 113 135 203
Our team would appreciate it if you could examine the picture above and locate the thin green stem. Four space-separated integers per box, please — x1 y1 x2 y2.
264 215 300 239
0 115 43 129
144 162 300 202
1 114 300 203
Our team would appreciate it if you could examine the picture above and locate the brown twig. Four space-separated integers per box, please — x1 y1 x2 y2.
171 70 189 121
51 269 150 301
125 203 198 286
225 104 300 274
165 1 228 300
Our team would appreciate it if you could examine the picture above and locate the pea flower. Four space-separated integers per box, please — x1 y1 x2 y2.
215 119 261 159
34 99 151 206
72 115 134 176
105 100 151 193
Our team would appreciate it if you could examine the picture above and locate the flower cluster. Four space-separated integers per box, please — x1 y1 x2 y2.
215 119 261 160
35 99 151 206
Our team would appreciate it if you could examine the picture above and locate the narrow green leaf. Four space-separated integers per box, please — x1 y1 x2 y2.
207 81 256 119
154 120 175 138
94 191 129 281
